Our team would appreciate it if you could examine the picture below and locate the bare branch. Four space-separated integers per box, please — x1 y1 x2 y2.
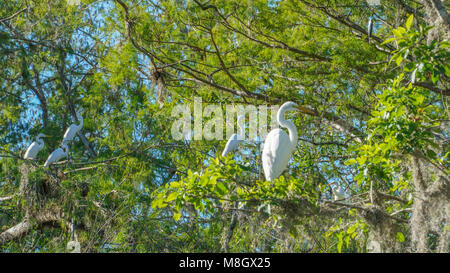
0 196 14 202
0 7 27 23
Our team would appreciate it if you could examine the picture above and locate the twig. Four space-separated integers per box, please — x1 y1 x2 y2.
0 7 27 23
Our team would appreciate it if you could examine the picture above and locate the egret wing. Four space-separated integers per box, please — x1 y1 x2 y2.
44 147 66 167
63 124 78 141
24 142 38 159
262 129 292 181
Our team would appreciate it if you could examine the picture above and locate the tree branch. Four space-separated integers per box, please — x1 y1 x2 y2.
0 7 27 23
0 196 14 202
413 82 450 96
56 52 97 158
0 209 63 245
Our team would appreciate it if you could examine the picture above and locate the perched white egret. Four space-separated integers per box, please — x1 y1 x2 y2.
328 182 346 201
24 133 48 159
62 109 84 143
332 186 346 201
221 115 245 157
262 101 314 181
44 143 69 168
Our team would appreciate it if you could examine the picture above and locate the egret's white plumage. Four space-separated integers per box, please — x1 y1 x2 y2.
408 193 413 202
62 110 84 143
24 133 47 159
262 128 294 181
44 143 69 168
262 101 313 181
332 186 346 201
221 115 245 157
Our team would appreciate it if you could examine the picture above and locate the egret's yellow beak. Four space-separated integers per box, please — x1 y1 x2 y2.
327 182 335 186
296 106 316 115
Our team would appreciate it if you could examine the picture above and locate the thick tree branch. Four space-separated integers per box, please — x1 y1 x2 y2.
22 65 49 128
56 53 97 158
0 209 63 245
0 196 14 202
413 82 450 96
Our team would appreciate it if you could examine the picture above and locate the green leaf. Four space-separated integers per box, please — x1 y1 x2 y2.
397 27 407 35
431 72 439 84
347 224 357 234
356 156 367 165
289 227 298 239
440 41 450 49
166 191 178 202
345 159 357 165
405 15 414 30
396 55 403 66
337 233 343 253
426 149 437 160
382 37 397 45
396 232 405 243
216 182 228 196
173 211 182 221
392 29 402 38
345 235 350 248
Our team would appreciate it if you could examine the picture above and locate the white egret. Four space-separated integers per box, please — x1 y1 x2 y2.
24 133 48 159
328 182 346 201
44 143 69 168
262 101 314 181
62 109 84 143
332 186 346 201
221 115 245 157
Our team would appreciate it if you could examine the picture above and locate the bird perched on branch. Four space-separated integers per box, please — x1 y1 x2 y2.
329 182 346 201
24 133 48 159
222 115 245 157
44 142 69 168
62 109 84 143
262 101 315 181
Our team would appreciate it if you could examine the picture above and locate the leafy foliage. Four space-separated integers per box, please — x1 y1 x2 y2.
0 1 448 253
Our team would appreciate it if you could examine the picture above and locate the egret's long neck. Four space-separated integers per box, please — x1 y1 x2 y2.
277 109 298 150
36 136 44 146
77 113 83 128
